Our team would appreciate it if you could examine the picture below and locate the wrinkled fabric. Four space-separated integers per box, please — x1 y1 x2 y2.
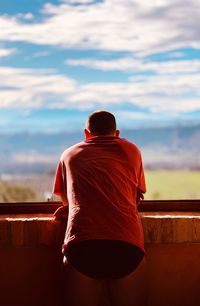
53 136 146 252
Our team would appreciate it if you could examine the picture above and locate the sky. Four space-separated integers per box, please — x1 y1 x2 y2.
0 0 200 133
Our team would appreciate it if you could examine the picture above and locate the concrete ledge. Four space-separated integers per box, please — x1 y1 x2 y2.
0 212 200 246
141 212 200 243
0 212 200 306
0 215 66 246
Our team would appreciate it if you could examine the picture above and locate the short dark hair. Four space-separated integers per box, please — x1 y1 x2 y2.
86 110 117 135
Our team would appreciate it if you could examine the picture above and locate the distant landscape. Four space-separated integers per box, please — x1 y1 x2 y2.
1 170 200 202
1 0 200 204
0 124 200 202
145 170 200 200
1 123 200 174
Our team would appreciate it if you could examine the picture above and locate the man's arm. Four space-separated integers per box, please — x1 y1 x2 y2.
54 193 68 220
53 161 68 220
136 155 146 205
136 188 144 206
60 193 68 206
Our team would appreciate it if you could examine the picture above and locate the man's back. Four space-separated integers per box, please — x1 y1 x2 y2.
53 111 147 306
54 135 146 252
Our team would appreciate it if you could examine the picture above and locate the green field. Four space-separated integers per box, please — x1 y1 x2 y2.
1 171 200 202
145 170 200 200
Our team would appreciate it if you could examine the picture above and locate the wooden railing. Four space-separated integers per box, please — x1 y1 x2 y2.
0 199 200 214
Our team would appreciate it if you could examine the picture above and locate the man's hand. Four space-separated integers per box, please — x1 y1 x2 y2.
54 205 68 221
136 189 144 205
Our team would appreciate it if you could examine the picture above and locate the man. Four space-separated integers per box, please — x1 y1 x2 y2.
53 110 147 306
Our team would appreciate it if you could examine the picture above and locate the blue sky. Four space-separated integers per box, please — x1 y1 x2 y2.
0 0 200 132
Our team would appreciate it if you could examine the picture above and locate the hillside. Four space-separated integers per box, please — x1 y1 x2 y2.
0 124 200 174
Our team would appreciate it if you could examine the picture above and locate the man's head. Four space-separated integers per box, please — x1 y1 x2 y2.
85 110 120 138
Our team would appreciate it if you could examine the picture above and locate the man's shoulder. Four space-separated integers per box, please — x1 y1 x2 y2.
118 137 141 154
60 141 85 160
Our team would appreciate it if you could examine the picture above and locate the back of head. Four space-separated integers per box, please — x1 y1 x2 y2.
86 110 117 136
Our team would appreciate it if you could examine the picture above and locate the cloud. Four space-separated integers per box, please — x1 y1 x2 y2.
0 0 199 54
0 65 199 114
16 13 34 20
71 77 200 113
65 57 200 74
64 54 200 113
115 110 156 120
0 67 76 108
61 0 96 3
0 47 16 57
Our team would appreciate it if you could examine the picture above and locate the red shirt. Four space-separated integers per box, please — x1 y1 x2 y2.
53 136 146 252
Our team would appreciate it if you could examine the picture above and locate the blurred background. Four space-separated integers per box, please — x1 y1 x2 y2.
0 0 200 202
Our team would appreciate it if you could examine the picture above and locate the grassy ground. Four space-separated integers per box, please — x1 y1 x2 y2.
0 182 38 202
1 171 200 202
144 170 200 200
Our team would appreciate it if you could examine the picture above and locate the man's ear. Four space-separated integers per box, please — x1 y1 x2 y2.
115 130 120 137
84 128 92 139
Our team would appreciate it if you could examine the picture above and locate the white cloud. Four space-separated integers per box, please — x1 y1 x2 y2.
0 47 16 57
16 13 34 20
115 111 154 120
0 0 199 54
70 78 200 113
0 65 199 114
62 0 96 3
0 67 76 108
65 55 200 113
66 57 200 74
23 13 34 20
